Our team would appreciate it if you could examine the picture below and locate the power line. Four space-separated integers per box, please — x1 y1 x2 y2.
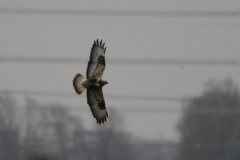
1 8 240 17
0 90 187 102
69 106 182 113
1 56 240 66
3 90 240 114
68 106 240 114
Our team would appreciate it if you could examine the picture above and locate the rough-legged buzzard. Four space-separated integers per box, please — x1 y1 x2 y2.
73 39 109 124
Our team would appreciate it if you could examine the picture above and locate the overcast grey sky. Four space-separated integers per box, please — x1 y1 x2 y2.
1 0 240 141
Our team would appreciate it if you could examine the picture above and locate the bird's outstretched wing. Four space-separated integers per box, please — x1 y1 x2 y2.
86 39 106 80
87 88 108 124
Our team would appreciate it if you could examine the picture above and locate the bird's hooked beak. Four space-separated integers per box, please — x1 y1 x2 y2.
99 80 108 86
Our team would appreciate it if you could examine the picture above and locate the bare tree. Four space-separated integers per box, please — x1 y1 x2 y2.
72 108 135 160
178 78 240 160
95 108 135 160
0 94 136 160
0 93 20 159
42 104 83 160
20 97 47 154
0 93 17 130
19 99 85 160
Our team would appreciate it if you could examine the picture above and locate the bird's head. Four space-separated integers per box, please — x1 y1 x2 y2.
100 80 108 86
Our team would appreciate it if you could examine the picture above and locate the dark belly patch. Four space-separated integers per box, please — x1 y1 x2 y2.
89 79 98 83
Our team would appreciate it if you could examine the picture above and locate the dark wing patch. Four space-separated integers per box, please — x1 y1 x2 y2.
86 39 107 79
98 101 106 110
98 56 105 65
87 88 108 124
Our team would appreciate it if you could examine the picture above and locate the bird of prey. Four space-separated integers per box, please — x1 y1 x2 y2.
73 39 109 124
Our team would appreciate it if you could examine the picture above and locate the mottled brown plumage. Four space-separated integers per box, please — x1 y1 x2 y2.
73 39 109 124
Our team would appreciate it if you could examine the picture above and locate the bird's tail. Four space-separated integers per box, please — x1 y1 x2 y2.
73 74 87 94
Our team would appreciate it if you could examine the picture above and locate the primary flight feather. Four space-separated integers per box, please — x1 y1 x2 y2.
73 39 109 124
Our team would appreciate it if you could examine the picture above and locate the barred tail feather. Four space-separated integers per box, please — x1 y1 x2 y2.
73 74 87 94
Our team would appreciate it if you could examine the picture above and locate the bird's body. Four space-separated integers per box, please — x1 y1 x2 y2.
73 39 109 124
82 78 108 89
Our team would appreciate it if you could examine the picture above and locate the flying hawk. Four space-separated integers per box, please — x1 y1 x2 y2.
73 39 109 124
